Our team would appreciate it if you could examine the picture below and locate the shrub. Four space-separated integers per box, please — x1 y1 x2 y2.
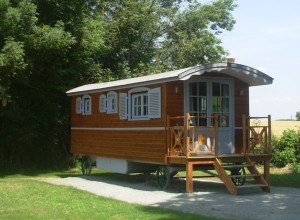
271 129 300 167
292 163 300 173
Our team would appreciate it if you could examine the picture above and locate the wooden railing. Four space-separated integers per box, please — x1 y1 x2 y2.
167 113 219 157
242 115 272 154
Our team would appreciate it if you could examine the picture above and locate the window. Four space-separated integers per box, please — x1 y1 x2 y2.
124 87 161 120
76 97 82 114
99 94 106 113
189 82 207 126
188 79 231 127
107 91 117 114
132 92 148 119
82 94 91 115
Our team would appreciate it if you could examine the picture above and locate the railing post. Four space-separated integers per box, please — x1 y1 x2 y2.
186 113 190 157
268 115 272 154
215 114 219 157
242 114 247 154
167 115 170 156
247 116 251 154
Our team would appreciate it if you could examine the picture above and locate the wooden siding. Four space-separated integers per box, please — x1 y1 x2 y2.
70 83 168 163
71 129 167 164
234 79 249 153
70 73 251 161
165 81 184 118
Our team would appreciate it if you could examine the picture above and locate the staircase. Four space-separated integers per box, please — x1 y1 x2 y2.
215 156 270 195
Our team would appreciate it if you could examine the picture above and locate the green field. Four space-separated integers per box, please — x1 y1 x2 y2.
253 120 300 136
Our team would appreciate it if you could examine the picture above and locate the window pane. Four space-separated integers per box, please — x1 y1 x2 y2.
221 84 229 97
198 82 207 96
189 83 197 96
189 97 198 112
143 95 148 104
212 97 220 112
221 98 229 113
212 83 220 96
199 97 207 112
199 113 207 126
220 114 229 127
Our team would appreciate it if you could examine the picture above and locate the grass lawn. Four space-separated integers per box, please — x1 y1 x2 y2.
0 171 218 220
268 166 300 188
0 167 299 220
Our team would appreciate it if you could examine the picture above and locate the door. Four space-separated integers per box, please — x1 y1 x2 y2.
185 78 234 154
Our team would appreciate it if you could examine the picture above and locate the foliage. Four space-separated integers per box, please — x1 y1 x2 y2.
0 178 214 220
0 0 105 169
296 111 300 121
271 129 300 168
99 0 236 77
292 163 300 173
0 0 236 169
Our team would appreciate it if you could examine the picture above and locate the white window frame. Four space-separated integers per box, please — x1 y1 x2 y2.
82 94 92 115
127 87 161 120
107 91 118 114
132 92 148 119
128 87 149 120
75 97 82 114
99 94 106 113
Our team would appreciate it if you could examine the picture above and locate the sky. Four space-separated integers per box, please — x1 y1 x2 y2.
221 0 300 120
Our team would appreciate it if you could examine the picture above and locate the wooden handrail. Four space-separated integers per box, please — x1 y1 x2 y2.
242 114 272 155
167 114 219 157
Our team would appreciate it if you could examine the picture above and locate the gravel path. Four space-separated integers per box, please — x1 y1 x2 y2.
43 174 300 220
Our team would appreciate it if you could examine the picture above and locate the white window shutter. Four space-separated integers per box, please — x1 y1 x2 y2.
99 94 106 113
76 97 82 114
148 87 161 119
119 93 128 120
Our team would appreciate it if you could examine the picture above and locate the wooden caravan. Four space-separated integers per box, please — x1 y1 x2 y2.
67 61 274 195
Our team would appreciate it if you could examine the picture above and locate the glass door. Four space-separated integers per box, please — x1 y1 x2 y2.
186 78 234 153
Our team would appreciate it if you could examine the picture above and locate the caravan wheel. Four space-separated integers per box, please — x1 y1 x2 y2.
81 156 92 175
156 166 170 190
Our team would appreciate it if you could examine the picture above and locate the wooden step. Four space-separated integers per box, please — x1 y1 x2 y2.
230 174 262 178
236 184 268 189
222 164 253 169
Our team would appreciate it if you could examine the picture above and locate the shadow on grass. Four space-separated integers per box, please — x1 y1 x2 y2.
0 168 82 178
270 172 300 188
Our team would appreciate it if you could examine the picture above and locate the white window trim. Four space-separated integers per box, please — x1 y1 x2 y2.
75 97 82 114
128 87 150 121
99 94 107 113
107 91 118 114
82 94 92 115
127 87 161 121
131 92 148 119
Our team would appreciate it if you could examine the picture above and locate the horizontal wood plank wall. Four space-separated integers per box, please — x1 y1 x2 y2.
71 129 167 164
70 83 168 163
165 81 184 119
234 79 249 153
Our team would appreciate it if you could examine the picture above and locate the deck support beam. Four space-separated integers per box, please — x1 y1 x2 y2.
186 162 193 193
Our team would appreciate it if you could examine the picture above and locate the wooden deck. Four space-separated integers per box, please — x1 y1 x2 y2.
164 114 272 195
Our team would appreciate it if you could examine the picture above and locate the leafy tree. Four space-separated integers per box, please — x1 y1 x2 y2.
0 0 106 169
98 0 236 78
296 111 300 121
0 0 236 169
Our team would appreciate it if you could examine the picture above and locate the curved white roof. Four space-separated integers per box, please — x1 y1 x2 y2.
67 62 273 95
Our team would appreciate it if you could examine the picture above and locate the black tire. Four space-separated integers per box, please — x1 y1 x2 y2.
156 166 170 190
231 167 246 186
81 156 92 175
